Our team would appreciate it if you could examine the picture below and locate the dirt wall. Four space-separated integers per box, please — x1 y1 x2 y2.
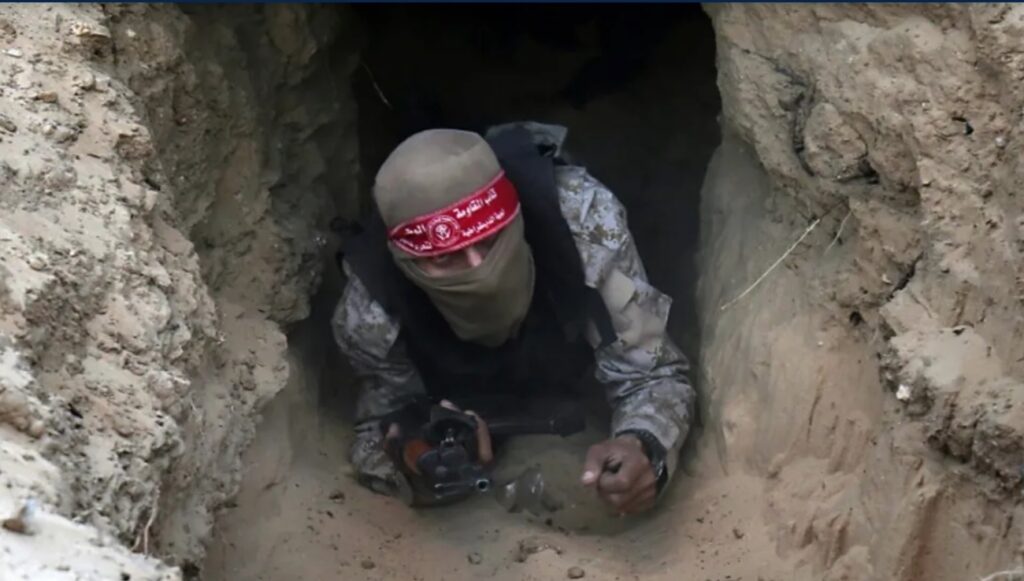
701 4 1024 579
4 3 1024 579
0 3 359 578
104 4 360 564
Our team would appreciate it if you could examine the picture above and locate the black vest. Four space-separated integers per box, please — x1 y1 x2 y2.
340 128 616 403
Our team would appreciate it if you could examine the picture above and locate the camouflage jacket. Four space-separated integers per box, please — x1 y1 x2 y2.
332 122 695 497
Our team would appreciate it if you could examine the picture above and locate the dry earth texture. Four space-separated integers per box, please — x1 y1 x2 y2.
0 3 1022 580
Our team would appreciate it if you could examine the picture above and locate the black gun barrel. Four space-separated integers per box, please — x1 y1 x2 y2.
450 396 587 438
487 414 586 437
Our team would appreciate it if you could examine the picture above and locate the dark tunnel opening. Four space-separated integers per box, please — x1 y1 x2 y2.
204 6 720 578
349 3 720 367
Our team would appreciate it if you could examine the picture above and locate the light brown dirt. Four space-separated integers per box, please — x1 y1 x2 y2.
102 4 360 564
0 3 356 578
0 3 211 577
203 8 741 581
702 4 1024 579
2 3 1024 581
203 304 795 581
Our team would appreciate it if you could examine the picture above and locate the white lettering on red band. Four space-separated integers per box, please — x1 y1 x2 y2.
387 171 520 257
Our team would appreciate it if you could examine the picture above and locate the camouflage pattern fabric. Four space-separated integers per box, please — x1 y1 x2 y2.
332 122 695 498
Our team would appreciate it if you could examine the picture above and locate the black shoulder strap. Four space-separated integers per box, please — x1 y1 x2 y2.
486 128 616 347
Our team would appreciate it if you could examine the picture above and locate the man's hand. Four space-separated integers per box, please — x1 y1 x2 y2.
439 399 494 465
382 400 494 471
581 436 656 515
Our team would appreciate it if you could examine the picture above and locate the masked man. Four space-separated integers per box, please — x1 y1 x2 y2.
333 122 695 514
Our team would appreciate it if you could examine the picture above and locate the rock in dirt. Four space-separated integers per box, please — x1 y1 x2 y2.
467 552 482 565
0 114 17 133
568 566 586 579
27 254 48 271
360 558 376 570
514 536 563 563
2 500 37 536
0 18 16 42
2 516 31 535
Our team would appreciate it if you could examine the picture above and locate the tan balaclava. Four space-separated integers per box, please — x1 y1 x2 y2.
374 129 535 347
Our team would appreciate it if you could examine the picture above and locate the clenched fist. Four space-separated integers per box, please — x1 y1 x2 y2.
581 435 658 515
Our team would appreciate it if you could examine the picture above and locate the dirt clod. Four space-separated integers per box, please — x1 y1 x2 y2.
0 3 1015 580
2 516 30 535
514 536 563 563
568 566 586 579
0 114 17 133
2 503 35 536
467 552 482 565
361 559 376 570
0 18 17 42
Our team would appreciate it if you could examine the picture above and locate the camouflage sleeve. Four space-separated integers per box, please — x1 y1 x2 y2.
556 166 696 481
332 264 426 496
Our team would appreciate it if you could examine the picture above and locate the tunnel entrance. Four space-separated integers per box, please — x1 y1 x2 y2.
202 6 721 580
351 4 719 357
7 3 1024 579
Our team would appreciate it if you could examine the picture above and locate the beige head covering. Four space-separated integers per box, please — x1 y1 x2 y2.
374 129 535 347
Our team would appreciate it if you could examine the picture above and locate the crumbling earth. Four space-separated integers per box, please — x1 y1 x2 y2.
2 3 1023 581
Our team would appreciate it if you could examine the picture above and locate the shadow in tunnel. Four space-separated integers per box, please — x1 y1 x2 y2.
205 6 722 579
347 2 720 410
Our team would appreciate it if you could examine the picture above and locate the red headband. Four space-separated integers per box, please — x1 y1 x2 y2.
388 171 520 257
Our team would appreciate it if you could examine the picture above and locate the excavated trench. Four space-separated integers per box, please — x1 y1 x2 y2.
190 6 1024 580
3 4 1024 581
201 6 721 580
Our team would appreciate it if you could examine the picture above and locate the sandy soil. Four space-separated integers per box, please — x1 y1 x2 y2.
3 4 1024 580
203 8 743 581
203 300 795 581
205 6 1024 581
0 4 355 578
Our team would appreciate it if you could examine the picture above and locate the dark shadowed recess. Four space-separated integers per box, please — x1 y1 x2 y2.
319 4 720 419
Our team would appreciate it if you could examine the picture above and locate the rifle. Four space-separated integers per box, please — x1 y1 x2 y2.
380 396 585 505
